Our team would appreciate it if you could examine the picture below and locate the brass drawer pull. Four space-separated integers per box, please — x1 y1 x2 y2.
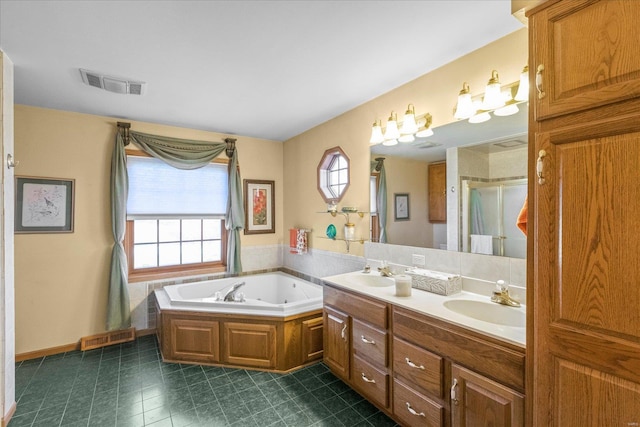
361 335 376 345
340 324 347 340
361 373 376 384
405 357 425 370
406 402 426 417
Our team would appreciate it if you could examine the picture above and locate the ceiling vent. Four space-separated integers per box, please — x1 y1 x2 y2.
80 69 146 95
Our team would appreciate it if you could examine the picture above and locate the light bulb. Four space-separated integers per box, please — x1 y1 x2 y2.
494 104 519 116
415 127 434 138
382 138 398 146
469 112 491 124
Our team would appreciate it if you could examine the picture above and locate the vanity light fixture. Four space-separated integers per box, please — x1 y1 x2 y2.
400 104 418 135
370 110 434 146
482 70 505 110
369 119 384 145
453 66 528 124
514 65 529 102
454 83 475 120
383 111 400 141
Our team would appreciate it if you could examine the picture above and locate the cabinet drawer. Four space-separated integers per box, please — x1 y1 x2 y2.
393 380 444 427
393 337 443 398
393 306 525 392
352 354 389 409
353 319 388 367
324 285 387 329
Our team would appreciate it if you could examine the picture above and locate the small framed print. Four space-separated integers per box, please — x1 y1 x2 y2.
394 193 410 221
244 179 275 234
15 176 75 233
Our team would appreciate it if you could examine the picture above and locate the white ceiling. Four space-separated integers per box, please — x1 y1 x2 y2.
0 1 524 142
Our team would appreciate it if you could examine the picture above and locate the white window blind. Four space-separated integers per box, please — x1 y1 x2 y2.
127 155 228 218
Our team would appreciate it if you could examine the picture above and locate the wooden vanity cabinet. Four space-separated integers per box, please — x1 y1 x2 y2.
393 307 524 427
428 162 447 223
528 1 640 425
323 285 391 410
323 284 525 426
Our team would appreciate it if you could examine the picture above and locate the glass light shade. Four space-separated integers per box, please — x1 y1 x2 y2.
369 120 384 145
415 127 434 138
382 138 398 146
494 104 519 116
468 112 491 124
398 134 415 143
383 112 400 140
454 83 474 120
482 70 505 110
514 65 529 101
400 104 418 135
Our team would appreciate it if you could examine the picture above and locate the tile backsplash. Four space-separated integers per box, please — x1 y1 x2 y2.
130 242 527 331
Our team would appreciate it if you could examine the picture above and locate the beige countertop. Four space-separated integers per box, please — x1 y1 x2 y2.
322 270 526 348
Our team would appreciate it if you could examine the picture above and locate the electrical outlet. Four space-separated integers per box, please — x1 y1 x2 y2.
412 254 425 266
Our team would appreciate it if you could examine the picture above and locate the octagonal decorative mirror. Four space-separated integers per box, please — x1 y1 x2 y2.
317 146 350 203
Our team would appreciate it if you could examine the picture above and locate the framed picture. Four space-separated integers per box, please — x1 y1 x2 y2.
244 179 275 234
15 176 75 233
394 193 410 221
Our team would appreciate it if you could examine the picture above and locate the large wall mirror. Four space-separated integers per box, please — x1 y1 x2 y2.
370 104 528 258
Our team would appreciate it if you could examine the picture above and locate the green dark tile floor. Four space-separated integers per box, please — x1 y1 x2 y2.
9 335 398 427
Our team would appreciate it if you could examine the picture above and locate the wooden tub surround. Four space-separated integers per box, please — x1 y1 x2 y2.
156 305 324 372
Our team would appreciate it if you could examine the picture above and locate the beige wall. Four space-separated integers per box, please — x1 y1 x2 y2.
382 156 430 248
14 105 283 354
283 28 528 257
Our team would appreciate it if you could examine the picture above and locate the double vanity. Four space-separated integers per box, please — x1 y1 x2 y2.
322 270 525 426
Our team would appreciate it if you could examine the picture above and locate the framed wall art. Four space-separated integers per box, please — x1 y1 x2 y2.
394 193 410 221
15 176 75 233
243 179 275 234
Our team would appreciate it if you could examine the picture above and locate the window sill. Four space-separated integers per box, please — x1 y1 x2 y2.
128 265 227 283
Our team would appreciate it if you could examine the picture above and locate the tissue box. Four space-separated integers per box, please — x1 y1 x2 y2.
405 268 461 296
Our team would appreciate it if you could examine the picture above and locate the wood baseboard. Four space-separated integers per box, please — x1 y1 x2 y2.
15 328 157 362
1 401 16 427
16 342 80 362
136 328 156 337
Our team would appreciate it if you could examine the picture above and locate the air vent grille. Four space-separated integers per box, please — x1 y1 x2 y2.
79 69 146 95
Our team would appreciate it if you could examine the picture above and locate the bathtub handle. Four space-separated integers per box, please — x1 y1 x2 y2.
340 324 347 340
361 335 376 345
361 373 376 384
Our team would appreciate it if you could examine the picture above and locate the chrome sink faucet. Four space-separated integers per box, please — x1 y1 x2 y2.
491 280 521 307
223 282 246 302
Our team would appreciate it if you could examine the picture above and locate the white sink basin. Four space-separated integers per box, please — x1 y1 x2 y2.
346 272 395 288
443 299 525 327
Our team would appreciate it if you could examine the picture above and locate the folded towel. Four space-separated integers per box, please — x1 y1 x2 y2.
516 196 527 236
470 234 493 255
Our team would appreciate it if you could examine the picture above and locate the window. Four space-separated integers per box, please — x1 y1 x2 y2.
317 146 350 203
125 153 228 281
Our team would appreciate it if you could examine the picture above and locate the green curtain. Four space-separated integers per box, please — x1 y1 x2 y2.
107 132 131 330
226 150 244 273
107 129 244 330
370 160 388 243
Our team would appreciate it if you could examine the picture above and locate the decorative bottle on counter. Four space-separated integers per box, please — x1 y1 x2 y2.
344 223 355 240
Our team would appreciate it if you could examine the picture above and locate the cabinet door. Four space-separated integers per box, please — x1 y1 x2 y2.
532 0 640 121
323 306 350 379
531 118 640 426
428 162 447 223
451 364 523 427
223 322 276 368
